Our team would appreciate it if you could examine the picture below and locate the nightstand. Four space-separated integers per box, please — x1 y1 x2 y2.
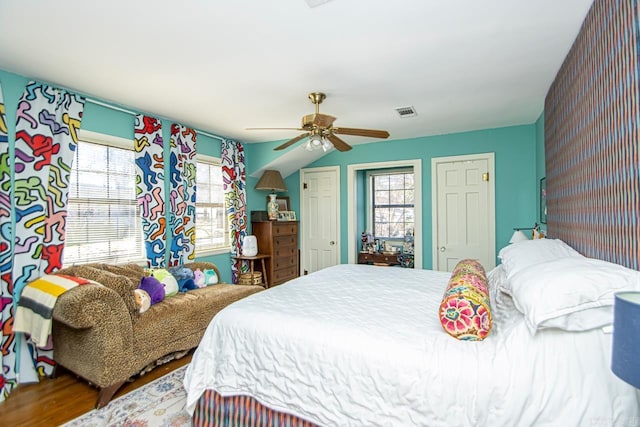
358 252 401 266
232 254 270 287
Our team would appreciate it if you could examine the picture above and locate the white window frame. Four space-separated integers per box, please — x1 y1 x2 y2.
194 153 231 256
64 129 146 266
366 167 415 242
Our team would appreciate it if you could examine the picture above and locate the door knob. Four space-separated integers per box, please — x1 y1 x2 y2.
330 241 335 245
440 246 446 252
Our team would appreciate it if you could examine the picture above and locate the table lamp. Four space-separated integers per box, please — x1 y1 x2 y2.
612 291 640 388
509 230 529 244
255 170 287 220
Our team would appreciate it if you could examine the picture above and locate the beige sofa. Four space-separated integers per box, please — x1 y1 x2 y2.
51 261 262 408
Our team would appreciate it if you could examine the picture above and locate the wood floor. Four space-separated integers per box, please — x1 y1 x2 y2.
0 351 193 427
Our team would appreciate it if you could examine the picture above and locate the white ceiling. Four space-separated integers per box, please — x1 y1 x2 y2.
0 0 593 150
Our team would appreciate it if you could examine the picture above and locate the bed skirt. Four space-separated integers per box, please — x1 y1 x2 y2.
193 389 318 427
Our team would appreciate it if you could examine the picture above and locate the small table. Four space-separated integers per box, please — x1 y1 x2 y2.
358 251 401 266
232 254 270 287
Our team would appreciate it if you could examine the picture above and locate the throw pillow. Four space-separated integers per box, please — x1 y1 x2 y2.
439 259 492 341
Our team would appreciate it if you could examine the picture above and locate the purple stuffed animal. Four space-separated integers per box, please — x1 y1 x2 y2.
139 276 165 305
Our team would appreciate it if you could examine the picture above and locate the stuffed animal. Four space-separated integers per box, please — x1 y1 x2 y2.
139 276 165 305
133 288 151 313
151 269 179 297
203 269 218 285
193 268 205 288
181 278 198 292
167 266 197 292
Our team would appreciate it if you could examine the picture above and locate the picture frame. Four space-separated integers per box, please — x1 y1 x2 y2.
267 196 289 212
276 210 296 221
540 177 547 224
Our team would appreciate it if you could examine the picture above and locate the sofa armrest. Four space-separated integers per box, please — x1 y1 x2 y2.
53 284 131 329
52 282 136 389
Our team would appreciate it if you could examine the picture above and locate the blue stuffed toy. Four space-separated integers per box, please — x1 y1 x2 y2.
167 266 198 292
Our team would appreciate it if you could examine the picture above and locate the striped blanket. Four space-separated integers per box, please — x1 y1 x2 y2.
14 274 95 348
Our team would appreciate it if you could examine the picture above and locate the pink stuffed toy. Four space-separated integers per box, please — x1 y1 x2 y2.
193 268 206 288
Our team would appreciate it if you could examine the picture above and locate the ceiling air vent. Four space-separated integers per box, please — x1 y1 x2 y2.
395 106 417 118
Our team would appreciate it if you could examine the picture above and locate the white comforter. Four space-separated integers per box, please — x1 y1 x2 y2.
184 264 639 426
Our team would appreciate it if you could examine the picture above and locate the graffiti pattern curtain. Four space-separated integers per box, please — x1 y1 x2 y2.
2 82 84 399
134 115 166 268
221 139 247 283
168 124 197 266
0 82 13 400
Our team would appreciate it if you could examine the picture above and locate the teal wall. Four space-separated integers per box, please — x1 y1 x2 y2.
0 68 234 283
246 125 540 269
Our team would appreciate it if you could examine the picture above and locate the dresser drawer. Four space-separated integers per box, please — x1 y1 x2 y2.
274 234 296 248
273 265 298 284
273 255 296 270
273 222 298 236
358 252 400 266
358 253 374 263
274 243 296 258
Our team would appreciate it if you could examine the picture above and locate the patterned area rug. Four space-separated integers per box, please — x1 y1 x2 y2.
62 365 191 427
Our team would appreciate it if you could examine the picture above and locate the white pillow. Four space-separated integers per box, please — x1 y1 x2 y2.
498 238 582 280
505 257 640 334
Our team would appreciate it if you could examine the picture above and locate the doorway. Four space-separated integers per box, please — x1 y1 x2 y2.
300 166 340 274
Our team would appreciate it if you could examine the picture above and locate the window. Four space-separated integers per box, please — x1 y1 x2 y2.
195 155 229 253
64 134 145 265
64 132 228 265
370 169 414 239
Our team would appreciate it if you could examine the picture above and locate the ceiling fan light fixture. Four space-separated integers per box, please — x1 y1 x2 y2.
321 139 333 152
310 133 323 146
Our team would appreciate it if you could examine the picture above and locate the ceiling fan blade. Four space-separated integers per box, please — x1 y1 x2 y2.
326 134 352 152
274 133 309 150
332 127 390 139
246 127 303 131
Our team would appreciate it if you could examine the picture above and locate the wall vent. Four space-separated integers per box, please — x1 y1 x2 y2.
395 105 417 118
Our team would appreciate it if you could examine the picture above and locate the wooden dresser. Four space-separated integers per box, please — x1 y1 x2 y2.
251 220 299 286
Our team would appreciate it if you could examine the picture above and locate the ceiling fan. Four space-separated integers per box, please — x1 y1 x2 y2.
247 92 390 152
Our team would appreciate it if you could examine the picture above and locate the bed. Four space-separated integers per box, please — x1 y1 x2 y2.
184 239 640 426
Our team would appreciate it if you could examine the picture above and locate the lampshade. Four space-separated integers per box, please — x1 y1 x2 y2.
255 170 287 192
612 292 640 388
509 230 529 244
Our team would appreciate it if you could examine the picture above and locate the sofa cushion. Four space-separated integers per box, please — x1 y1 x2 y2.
133 284 263 356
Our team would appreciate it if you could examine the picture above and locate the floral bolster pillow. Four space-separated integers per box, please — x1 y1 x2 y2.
439 259 492 341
